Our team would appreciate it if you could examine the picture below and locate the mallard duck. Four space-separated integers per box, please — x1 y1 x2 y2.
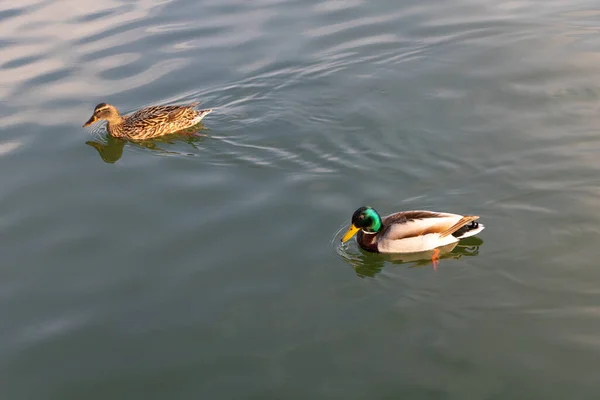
83 102 212 140
341 206 484 266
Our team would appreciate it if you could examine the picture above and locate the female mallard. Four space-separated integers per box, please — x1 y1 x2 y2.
341 206 484 265
83 102 212 140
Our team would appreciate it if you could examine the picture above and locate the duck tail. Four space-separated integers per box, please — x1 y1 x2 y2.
188 108 213 125
439 216 480 238
452 221 485 239
196 108 212 120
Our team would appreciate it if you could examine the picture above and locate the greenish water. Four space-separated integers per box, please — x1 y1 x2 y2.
3 0 600 398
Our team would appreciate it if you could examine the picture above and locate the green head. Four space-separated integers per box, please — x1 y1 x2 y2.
341 206 382 242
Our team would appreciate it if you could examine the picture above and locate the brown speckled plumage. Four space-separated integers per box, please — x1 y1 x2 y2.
83 102 212 140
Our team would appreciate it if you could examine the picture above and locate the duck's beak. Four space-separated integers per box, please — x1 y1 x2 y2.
341 224 360 243
83 115 97 127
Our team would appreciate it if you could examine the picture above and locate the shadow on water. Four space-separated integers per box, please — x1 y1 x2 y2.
85 123 210 164
335 230 484 278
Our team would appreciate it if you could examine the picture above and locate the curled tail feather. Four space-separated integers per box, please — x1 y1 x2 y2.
439 215 479 238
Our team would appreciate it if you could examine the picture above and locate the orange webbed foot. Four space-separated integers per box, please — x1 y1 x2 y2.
432 248 441 271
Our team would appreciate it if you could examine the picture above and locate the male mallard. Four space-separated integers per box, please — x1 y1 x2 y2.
83 102 212 140
341 206 484 265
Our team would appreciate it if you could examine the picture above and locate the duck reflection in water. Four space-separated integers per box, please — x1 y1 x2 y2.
340 236 484 278
85 122 209 164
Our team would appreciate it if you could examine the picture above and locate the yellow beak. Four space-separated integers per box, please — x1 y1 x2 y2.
341 224 360 243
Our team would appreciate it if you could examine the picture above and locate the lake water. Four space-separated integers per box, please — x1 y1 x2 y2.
3 0 600 398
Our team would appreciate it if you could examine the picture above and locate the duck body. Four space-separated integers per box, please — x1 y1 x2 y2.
342 207 484 254
83 102 212 140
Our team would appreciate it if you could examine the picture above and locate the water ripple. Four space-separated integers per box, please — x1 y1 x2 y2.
5 0 600 396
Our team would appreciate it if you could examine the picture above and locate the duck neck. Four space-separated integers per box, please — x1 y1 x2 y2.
106 114 125 137
357 230 379 252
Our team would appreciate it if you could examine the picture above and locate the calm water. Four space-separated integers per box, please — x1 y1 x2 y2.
2 0 600 398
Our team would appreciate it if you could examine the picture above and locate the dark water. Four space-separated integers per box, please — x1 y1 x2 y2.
3 0 600 398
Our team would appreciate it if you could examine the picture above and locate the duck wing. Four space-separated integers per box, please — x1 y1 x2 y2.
381 211 477 240
129 104 196 124
123 104 202 138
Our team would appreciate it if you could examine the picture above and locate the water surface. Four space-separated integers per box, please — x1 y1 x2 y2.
2 0 600 398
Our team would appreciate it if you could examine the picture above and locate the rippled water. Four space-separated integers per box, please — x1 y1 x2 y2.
3 0 600 398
